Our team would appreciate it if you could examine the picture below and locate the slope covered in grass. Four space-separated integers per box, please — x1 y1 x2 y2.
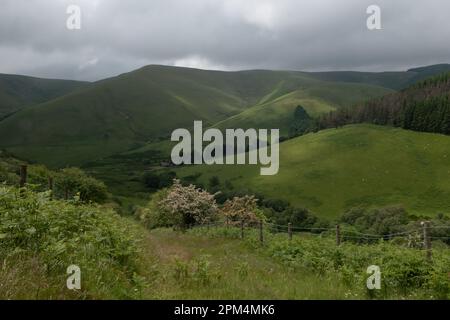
3 64 450 168
0 66 392 167
175 124 450 218
214 81 391 135
0 73 87 119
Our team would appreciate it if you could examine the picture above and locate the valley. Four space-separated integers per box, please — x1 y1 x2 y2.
1 64 450 301
1 63 450 219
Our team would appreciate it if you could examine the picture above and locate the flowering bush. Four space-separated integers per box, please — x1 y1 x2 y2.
159 179 219 229
221 195 262 226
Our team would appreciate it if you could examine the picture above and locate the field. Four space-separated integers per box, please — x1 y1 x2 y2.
175 124 450 218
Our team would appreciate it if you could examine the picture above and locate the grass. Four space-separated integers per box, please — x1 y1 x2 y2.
3 223 449 300
174 124 450 218
0 73 87 119
136 228 353 299
0 66 392 167
214 81 391 135
1 180 447 300
185 226 450 299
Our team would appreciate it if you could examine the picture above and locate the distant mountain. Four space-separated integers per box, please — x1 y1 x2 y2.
0 64 449 167
309 64 450 90
0 73 88 119
0 65 393 166
407 64 450 78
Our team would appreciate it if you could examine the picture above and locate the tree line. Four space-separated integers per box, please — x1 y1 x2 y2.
317 72 450 135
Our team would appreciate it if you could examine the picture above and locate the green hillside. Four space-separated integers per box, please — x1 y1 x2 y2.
0 73 87 119
319 71 450 136
174 124 450 218
309 63 450 90
214 81 391 135
0 65 392 167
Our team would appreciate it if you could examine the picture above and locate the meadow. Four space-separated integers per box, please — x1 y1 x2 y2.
174 124 450 218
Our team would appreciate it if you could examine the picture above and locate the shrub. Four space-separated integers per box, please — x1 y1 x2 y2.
341 206 410 237
135 189 171 229
55 167 108 203
221 195 262 226
159 179 219 229
143 171 177 190
0 185 141 298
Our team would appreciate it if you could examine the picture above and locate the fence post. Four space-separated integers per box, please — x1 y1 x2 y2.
64 188 69 200
241 220 244 239
259 220 264 245
48 176 54 201
336 224 341 246
19 165 28 188
422 221 432 262
288 223 292 241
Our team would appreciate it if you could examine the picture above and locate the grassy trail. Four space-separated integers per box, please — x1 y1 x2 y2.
139 229 352 299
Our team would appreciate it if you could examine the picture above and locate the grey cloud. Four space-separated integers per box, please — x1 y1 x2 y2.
0 0 449 80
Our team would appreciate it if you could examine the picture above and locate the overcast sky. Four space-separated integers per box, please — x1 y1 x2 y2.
1 0 450 81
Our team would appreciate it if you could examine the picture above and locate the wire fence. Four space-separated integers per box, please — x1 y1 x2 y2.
194 219 450 262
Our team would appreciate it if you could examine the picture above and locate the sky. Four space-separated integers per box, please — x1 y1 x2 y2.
1 0 450 81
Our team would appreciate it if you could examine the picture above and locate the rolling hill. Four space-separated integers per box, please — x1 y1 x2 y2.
319 71 450 135
213 80 391 135
0 63 449 168
0 73 87 119
174 124 450 218
1 64 450 218
0 65 394 167
309 63 450 90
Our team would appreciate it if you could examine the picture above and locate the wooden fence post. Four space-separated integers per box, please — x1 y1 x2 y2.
240 220 244 239
64 188 69 200
422 221 432 262
336 224 341 246
288 223 292 241
48 177 54 200
19 165 28 188
259 220 264 245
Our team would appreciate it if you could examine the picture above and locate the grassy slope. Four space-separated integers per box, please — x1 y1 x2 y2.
0 224 363 299
174 124 450 218
0 66 392 167
136 228 351 299
0 67 288 166
0 73 87 119
214 81 392 135
5 224 448 299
